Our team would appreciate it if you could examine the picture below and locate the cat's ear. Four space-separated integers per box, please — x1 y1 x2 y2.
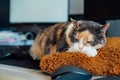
70 18 77 27
101 23 110 34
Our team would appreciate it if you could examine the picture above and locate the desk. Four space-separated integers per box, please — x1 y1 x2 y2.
0 64 51 80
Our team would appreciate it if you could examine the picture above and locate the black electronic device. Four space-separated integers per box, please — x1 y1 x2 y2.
0 46 19 59
84 0 120 20
0 46 30 59
0 0 9 27
52 66 92 80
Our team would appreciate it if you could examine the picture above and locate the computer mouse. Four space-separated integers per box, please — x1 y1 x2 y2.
52 66 92 80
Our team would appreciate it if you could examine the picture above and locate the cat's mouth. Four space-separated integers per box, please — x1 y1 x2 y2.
78 46 84 51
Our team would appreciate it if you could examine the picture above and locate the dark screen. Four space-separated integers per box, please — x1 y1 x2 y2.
0 0 9 27
84 0 120 20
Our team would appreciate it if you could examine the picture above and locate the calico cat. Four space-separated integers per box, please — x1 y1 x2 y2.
30 18 109 60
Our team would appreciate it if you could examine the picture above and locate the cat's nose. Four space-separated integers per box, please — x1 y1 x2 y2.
78 46 84 51
79 47 83 51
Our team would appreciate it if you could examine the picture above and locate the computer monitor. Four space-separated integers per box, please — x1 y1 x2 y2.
84 0 120 20
10 0 68 23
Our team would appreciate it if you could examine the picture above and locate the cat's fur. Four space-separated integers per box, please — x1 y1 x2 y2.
30 18 109 60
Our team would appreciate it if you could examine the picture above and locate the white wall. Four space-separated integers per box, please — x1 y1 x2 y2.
69 0 84 15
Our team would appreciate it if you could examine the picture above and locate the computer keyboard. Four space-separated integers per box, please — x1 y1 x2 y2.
0 46 31 59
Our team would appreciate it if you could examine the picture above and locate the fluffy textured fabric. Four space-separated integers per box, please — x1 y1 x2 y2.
40 37 120 76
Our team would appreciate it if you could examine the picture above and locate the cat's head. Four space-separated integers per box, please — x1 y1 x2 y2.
66 18 110 51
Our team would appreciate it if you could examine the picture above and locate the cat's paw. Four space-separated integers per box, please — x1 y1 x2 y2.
86 50 97 57
82 47 98 57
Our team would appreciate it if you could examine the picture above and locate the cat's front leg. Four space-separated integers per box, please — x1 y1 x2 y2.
81 47 98 57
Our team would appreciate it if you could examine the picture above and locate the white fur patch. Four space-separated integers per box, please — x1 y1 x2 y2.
65 23 74 37
68 43 80 52
78 38 84 49
68 43 98 57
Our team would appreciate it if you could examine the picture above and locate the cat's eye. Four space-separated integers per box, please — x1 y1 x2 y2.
87 41 92 43
74 38 79 42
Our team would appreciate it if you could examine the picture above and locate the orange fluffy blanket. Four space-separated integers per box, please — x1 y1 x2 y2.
40 37 120 76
